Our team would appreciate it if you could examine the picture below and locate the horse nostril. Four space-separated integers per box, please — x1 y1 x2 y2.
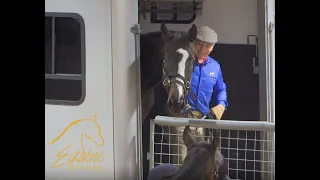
179 98 184 109
167 98 174 108
179 97 184 105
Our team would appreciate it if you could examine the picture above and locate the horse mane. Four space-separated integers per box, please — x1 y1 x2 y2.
140 30 188 52
140 31 165 92
49 119 82 144
168 31 188 40
49 116 96 144
141 30 187 39
162 162 208 180
164 147 213 180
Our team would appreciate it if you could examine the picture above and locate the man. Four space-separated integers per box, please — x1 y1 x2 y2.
188 26 228 120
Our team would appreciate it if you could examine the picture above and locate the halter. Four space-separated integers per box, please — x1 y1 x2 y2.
208 156 219 180
143 69 191 117
162 72 192 116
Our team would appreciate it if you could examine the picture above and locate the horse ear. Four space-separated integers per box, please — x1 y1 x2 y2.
183 125 195 148
161 22 171 40
188 24 197 42
211 130 221 151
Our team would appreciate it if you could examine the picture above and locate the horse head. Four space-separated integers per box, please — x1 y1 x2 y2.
162 125 220 180
160 23 197 116
84 115 105 148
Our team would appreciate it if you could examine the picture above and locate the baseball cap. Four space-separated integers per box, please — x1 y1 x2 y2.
196 26 218 44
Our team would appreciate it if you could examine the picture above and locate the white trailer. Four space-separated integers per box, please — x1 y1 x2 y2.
45 0 140 179
45 0 274 179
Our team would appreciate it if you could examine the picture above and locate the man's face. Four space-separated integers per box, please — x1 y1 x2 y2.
194 40 214 59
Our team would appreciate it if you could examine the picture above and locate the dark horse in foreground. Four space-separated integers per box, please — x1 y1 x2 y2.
158 125 230 180
140 23 230 180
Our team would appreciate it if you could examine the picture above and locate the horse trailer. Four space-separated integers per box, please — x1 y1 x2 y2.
45 0 275 180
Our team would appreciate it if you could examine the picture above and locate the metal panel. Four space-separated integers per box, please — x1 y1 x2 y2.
111 0 140 179
257 0 268 123
45 1 114 179
149 116 275 180
210 44 259 122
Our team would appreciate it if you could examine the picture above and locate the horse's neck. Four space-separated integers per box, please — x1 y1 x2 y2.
52 122 85 146
140 39 165 93
168 175 199 180
215 150 224 169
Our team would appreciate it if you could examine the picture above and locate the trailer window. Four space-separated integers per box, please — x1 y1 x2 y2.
45 13 86 106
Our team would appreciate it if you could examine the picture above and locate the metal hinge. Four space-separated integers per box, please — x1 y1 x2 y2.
252 57 259 74
268 22 275 33
247 35 259 74
130 24 142 34
146 152 151 160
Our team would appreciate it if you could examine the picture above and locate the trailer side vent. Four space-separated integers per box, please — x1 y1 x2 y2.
139 0 203 24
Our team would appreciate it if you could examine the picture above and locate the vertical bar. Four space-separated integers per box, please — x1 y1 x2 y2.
253 131 256 180
245 131 248 180
268 25 275 180
257 1 268 179
51 17 55 74
132 23 143 180
176 127 179 167
266 0 275 179
168 126 171 164
149 120 155 170
257 0 268 123
270 25 275 124
236 130 239 179
227 130 230 176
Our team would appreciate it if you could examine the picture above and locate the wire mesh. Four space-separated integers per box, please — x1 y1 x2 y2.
149 123 275 180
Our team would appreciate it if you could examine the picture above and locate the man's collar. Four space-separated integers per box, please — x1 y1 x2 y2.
195 56 208 64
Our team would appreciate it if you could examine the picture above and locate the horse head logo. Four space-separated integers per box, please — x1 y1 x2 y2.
48 115 105 169
81 115 105 148
49 115 105 151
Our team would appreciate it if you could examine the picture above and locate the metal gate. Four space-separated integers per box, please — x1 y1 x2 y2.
148 116 275 180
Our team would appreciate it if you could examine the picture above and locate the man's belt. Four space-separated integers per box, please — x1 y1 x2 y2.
189 110 204 119
189 110 216 119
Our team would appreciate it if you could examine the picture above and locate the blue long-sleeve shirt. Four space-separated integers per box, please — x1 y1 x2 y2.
187 56 228 116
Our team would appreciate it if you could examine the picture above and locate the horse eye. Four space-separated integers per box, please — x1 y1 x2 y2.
163 59 167 64
184 156 190 161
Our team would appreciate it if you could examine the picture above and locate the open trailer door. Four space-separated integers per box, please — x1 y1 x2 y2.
265 0 275 178
143 0 275 179
110 0 142 179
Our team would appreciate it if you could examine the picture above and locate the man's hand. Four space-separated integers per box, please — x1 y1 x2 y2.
210 104 225 120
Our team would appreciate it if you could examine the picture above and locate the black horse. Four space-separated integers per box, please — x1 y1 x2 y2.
140 23 229 180
140 23 197 120
141 23 196 179
160 125 230 180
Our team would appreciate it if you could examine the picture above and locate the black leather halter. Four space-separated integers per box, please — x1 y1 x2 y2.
162 68 192 115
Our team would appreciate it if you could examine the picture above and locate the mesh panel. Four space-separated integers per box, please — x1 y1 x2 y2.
149 123 275 180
